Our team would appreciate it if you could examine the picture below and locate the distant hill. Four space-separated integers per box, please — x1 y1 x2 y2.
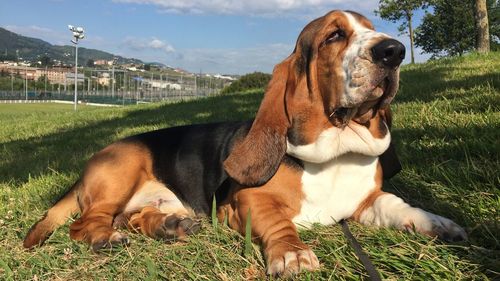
0 27 142 65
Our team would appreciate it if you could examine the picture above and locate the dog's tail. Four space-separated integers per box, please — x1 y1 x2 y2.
23 180 82 249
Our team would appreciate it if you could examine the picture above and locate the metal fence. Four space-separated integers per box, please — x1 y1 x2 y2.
0 88 218 105
0 66 231 106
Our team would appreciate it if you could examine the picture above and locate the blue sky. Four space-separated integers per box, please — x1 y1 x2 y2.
0 0 430 74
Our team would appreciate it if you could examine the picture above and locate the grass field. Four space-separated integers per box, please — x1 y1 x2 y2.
0 103 93 115
0 52 499 280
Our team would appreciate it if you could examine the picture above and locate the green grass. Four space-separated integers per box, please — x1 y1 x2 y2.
0 53 499 280
0 103 94 115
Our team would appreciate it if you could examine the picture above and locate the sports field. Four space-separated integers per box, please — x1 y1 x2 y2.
0 103 95 115
0 53 499 280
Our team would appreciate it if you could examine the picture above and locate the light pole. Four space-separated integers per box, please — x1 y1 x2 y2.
10 72 13 96
111 57 117 99
25 65 28 101
68 25 84 111
111 61 115 98
44 65 47 93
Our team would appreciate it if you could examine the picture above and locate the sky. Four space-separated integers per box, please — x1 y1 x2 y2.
0 0 430 74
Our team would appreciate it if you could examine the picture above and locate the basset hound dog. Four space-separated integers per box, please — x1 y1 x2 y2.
24 10 466 276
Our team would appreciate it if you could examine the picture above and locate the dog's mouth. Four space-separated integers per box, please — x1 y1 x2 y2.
352 77 389 123
329 71 399 127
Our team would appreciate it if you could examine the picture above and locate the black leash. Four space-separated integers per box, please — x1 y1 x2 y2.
340 220 382 281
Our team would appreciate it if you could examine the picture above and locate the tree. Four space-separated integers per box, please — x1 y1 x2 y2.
415 0 499 57
490 0 500 50
39 55 52 67
415 0 475 57
375 0 427 64
0 53 16 62
475 0 490 52
35 75 47 90
86 59 95 67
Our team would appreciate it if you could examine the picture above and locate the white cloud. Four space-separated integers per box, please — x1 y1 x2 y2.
149 38 175 53
112 0 379 18
122 36 175 54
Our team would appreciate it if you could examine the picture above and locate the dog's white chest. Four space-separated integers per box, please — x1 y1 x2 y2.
292 153 378 228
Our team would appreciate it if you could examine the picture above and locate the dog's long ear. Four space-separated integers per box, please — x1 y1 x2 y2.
380 143 401 179
378 107 402 179
224 59 292 186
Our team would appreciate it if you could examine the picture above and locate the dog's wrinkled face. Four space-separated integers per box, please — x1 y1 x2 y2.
298 10 405 126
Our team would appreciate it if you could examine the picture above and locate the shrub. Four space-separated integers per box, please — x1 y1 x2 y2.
221 71 271 94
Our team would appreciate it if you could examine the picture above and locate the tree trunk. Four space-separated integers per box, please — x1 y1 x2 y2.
475 0 490 53
407 13 415 64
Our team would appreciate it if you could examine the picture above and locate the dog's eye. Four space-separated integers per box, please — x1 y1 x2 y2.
325 29 345 44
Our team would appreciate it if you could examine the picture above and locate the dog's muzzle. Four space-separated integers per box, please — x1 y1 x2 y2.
331 38 405 126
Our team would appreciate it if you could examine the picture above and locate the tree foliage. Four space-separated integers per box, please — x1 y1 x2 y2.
86 59 95 67
35 75 49 91
489 0 500 50
0 52 17 61
39 55 52 67
221 72 271 94
416 0 475 57
375 0 428 63
0 76 25 91
415 0 499 57
376 0 427 30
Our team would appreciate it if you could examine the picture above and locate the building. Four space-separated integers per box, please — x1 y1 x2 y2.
142 79 182 90
0 63 75 84
64 72 85 83
97 72 111 86
94 60 113 66
0 63 38 80
39 67 73 84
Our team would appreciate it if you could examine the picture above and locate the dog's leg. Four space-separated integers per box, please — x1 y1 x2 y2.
123 206 200 241
68 143 151 252
69 200 131 252
226 190 319 276
353 191 467 241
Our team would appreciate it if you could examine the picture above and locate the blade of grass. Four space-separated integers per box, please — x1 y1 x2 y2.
244 208 252 257
211 196 218 230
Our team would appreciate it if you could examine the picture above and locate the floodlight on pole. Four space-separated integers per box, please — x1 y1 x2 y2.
111 57 118 98
68 25 84 111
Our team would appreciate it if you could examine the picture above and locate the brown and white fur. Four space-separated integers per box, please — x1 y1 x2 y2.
221 10 466 275
24 10 466 276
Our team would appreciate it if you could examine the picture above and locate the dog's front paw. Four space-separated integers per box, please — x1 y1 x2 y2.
428 215 467 242
266 248 320 276
405 211 467 242
91 231 130 252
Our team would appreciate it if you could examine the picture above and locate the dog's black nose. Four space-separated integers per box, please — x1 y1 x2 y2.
371 39 406 68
